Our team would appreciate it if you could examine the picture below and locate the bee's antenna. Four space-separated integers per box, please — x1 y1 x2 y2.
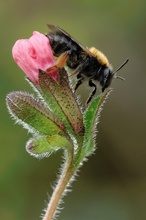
115 75 125 81
112 58 129 76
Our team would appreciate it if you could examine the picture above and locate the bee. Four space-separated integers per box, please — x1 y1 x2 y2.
46 24 129 104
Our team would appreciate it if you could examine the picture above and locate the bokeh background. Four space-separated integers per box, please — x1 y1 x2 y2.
1 0 146 219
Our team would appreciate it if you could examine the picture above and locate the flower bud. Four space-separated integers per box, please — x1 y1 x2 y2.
12 31 58 83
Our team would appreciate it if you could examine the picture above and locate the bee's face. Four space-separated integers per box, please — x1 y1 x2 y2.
101 67 113 92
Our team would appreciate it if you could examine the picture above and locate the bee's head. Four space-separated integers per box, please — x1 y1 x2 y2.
101 58 129 92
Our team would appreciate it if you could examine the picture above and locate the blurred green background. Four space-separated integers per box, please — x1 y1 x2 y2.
1 0 146 219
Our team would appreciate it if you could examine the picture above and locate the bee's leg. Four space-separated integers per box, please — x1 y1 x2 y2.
74 73 84 91
86 80 97 104
69 64 83 77
56 52 69 68
46 52 69 72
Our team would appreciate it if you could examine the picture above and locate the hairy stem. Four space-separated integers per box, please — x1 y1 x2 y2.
43 150 75 220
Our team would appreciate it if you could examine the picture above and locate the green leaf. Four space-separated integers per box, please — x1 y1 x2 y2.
37 69 84 135
82 89 112 155
26 135 71 158
6 91 66 136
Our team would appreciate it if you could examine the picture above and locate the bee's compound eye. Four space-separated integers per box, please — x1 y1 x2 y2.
103 68 110 83
104 68 110 77
100 68 113 91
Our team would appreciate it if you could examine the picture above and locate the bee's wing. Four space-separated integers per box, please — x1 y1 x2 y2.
47 24 95 57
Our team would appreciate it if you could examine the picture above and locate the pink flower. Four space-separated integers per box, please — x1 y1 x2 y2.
12 31 58 83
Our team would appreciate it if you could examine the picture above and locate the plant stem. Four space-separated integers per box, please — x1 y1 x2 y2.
43 150 74 220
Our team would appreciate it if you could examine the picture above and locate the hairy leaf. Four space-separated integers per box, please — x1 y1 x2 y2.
82 89 112 155
26 135 71 158
37 69 84 135
6 91 66 136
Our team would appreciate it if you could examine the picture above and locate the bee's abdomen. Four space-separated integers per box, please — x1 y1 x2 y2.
48 33 79 56
47 33 81 69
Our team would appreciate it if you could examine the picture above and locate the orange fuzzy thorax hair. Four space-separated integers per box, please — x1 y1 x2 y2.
89 47 110 66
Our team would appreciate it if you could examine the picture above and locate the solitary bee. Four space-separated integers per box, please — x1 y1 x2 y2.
46 24 129 104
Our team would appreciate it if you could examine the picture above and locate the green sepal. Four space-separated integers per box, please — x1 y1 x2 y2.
26 135 72 158
82 89 112 156
6 91 66 136
34 68 84 135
